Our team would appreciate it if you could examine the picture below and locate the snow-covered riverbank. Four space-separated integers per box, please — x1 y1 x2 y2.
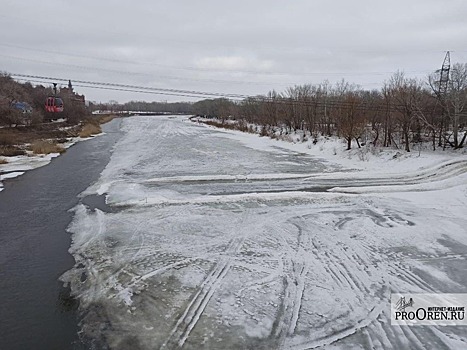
194 117 467 175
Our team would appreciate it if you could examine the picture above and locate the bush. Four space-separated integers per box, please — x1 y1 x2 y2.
97 115 116 124
0 146 26 156
0 134 15 146
0 157 8 164
30 111 44 126
84 117 100 126
30 140 65 154
63 99 90 125
0 105 24 127
79 123 102 138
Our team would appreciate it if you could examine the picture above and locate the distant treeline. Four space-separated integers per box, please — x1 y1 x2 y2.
91 100 194 114
192 67 467 151
3 65 467 152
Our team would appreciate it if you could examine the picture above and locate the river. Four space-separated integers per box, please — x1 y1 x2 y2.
0 119 122 350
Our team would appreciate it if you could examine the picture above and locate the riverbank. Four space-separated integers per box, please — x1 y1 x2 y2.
0 115 118 191
191 117 467 174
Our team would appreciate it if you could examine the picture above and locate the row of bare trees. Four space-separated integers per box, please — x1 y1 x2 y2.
89 100 194 114
194 65 467 151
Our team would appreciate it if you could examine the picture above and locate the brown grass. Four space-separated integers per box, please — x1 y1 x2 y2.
0 122 72 144
30 140 65 154
0 146 26 156
0 157 8 164
79 123 102 138
97 114 116 124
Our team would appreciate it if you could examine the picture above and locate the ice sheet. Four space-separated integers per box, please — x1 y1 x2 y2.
63 116 467 349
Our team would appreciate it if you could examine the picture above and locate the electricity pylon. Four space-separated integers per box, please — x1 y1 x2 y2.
438 51 450 99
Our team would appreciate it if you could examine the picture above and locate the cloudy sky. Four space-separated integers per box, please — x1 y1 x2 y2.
1 0 467 103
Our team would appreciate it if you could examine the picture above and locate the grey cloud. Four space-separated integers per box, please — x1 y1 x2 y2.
1 0 466 102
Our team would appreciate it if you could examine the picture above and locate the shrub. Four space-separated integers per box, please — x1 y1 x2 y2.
30 111 44 126
238 121 249 132
79 123 102 138
0 133 15 146
85 117 100 126
0 146 26 156
0 157 8 164
97 115 116 124
30 140 65 154
63 98 91 125
357 148 370 162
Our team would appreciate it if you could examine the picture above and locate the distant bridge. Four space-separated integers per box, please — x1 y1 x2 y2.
92 111 189 117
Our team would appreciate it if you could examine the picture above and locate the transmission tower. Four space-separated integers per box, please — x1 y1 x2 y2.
438 51 450 98
435 51 451 148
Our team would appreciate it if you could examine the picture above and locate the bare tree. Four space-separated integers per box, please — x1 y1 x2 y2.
447 63 467 148
389 72 424 152
190 62 467 152
338 91 365 150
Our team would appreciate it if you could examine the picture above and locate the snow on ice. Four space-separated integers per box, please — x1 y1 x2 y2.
62 115 467 349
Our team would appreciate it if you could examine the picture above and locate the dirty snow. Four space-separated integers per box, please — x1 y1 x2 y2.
63 115 467 349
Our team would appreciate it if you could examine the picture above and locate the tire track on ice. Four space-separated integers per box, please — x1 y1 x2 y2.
161 258 232 348
286 304 385 350
273 220 313 347
161 212 250 349
273 211 391 349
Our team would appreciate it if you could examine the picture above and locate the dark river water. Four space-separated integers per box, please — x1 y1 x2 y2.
0 119 122 350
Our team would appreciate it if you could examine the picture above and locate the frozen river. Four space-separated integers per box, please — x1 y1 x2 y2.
64 116 467 349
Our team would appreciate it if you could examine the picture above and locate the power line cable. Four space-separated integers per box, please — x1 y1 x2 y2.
12 73 426 113
11 73 250 99
0 53 298 87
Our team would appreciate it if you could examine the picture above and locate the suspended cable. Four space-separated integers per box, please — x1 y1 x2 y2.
11 72 427 114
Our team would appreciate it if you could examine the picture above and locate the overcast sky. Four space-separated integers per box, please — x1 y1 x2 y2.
1 0 467 103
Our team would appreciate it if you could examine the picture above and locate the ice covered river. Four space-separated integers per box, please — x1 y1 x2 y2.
64 116 467 349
